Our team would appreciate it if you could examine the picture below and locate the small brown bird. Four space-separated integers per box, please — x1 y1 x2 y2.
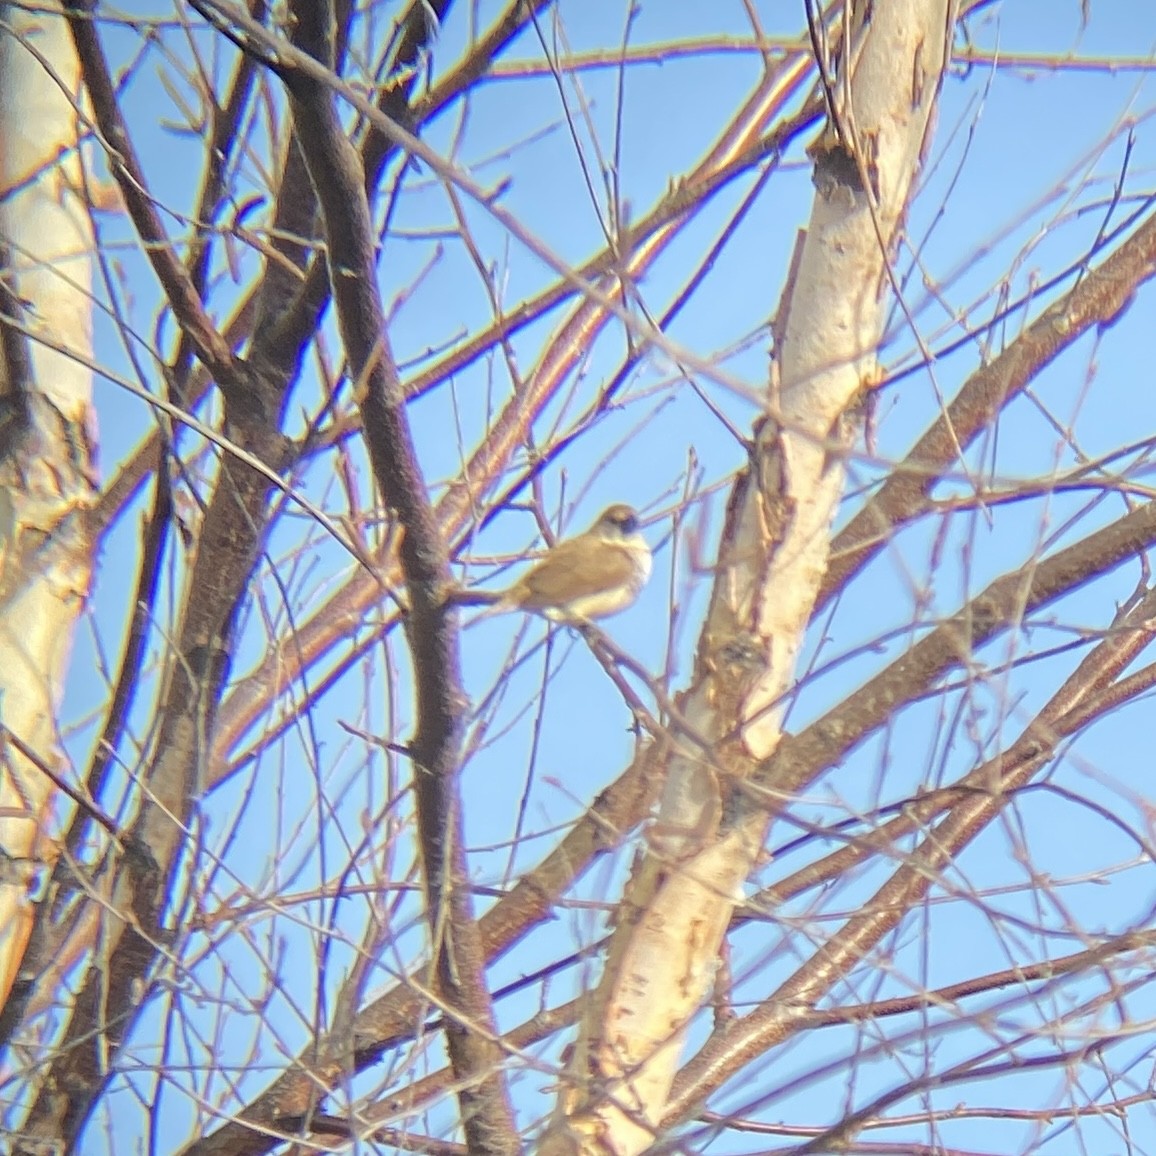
466 504 651 624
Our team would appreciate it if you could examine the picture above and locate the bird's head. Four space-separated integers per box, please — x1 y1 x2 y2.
595 503 641 538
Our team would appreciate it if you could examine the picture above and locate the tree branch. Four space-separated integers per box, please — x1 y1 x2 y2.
281 3 518 1151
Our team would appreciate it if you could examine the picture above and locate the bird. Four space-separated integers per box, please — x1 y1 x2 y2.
461 503 651 624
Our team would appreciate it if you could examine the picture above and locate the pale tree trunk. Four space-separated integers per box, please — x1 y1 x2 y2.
541 2 958 1151
0 1 97 1009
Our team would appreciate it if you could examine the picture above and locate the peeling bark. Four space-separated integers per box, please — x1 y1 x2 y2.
0 0 97 1013
540 4 959 1152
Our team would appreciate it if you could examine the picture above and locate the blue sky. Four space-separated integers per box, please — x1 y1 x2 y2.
40 1 1156 1152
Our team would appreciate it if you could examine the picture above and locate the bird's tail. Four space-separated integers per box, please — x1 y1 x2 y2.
446 585 513 619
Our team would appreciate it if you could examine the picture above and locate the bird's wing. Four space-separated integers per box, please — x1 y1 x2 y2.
516 538 640 609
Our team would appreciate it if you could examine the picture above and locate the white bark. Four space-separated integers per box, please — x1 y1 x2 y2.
0 1 97 1009
542 3 956 1151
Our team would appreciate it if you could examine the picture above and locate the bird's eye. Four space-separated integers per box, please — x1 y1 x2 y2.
617 512 638 533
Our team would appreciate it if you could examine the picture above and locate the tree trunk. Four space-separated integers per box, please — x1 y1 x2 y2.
0 0 97 1012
